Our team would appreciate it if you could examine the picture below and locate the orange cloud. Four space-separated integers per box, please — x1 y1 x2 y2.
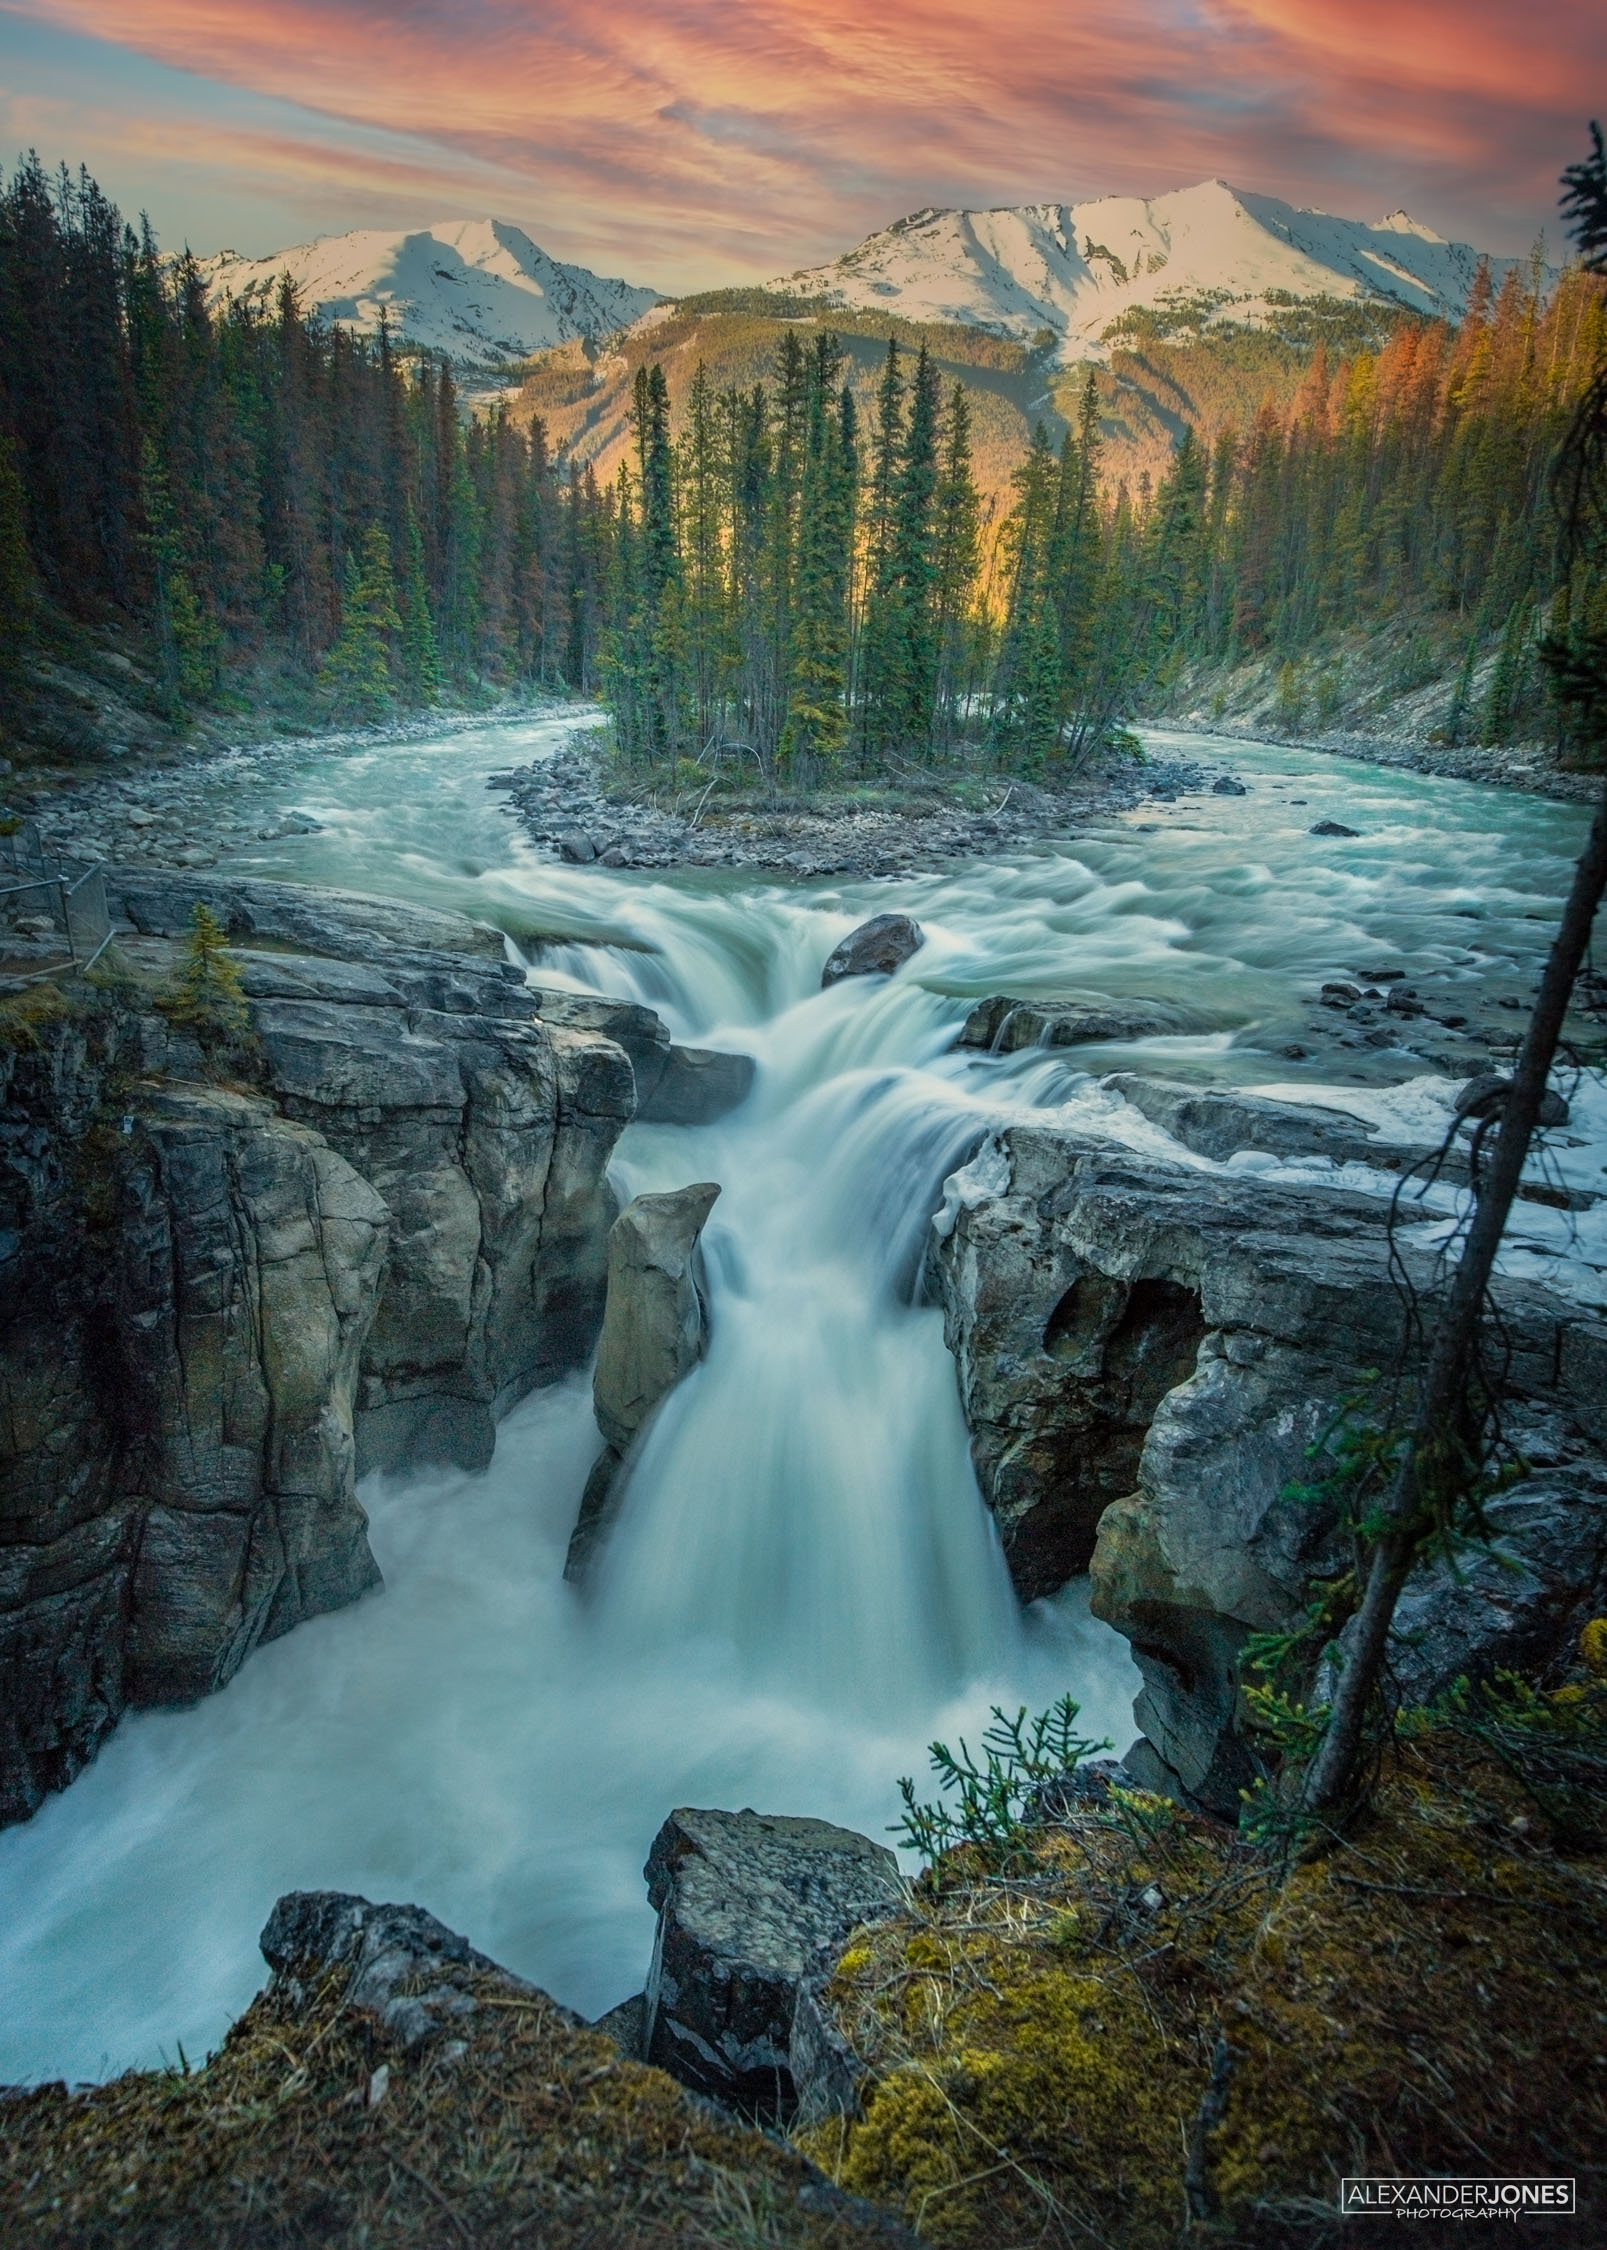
5 0 1599 278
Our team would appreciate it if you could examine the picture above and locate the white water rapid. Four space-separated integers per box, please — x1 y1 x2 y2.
1 715 1600 2085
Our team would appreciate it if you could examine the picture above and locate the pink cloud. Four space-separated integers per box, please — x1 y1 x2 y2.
8 1 1600 274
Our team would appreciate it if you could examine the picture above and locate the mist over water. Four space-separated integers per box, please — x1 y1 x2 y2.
0 713 1594 2085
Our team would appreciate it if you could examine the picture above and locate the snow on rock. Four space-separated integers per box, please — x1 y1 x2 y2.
201 219 661 375
769 180 1533 365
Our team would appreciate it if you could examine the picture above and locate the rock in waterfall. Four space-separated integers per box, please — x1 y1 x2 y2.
820 913 924 987
565 1182 721 1579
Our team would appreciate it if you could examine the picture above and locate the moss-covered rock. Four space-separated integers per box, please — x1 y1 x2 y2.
796 1706 1607 2246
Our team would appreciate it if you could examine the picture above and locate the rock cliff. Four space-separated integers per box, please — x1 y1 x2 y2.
930 1109 1607 1813
1 875 646 1827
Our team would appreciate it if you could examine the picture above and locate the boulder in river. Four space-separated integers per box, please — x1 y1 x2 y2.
566 1182 721 1578
638 1042 757 1125
1211 775 1248 795
1308 818 1360 837
957 994 1195 1052
642 1806 904 2112
1456 1071 1569 1129
821 913 924 987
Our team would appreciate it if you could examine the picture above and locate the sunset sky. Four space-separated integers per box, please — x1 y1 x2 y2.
0 1 1601 288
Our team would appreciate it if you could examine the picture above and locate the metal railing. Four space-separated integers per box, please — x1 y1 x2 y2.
1 817 113 978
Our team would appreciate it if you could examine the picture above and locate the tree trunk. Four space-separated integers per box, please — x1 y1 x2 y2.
1303 773 1607 1814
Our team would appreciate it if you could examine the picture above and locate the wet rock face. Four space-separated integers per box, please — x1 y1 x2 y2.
252 989 634 1476
566 1182 720 1579
2 881 643 1829
2 1034 388 1826
931 1121 1607 1815
820 914 924 987
642 1807 904 2114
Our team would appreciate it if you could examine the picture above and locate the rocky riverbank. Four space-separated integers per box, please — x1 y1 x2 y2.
2 697 577 873
489 742 1218 878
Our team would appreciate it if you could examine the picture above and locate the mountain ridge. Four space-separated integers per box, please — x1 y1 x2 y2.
766 180 1534 363
200 218 661 376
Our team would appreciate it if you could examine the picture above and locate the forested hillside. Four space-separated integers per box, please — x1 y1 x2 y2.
1 154 1602 779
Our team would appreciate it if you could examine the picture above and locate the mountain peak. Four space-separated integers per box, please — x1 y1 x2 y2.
200 219 662 379
769 181 1526 363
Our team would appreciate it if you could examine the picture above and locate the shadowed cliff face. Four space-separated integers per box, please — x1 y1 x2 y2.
932 1119 1607 1813
0 881 640 1830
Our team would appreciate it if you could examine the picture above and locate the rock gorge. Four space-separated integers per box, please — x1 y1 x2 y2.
0 870 757 1830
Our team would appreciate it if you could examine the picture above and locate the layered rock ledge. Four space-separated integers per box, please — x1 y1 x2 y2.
2 874 687 1827
930 1107 1607 1812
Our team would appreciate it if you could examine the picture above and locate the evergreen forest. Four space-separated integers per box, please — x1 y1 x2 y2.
2 153 1604 773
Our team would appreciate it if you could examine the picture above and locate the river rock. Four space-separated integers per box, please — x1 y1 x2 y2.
642 1807 904 2112
821 913 924 987
930 1123 1607 1813
637 1043 756 1125
1212 775 1248 794
1309 818 1360 837
1107 1075 1384 1166
566 1182 720 1578
957 994 1196 1052
1455 1071 1569 1129
260 1889 569 2050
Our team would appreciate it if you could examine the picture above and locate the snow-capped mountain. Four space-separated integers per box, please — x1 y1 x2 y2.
202 220 661 374
770 181 1524 361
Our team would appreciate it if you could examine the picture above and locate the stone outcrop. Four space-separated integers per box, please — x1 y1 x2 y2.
641 1806 904 2113
243 966 634 1474
106 867 506 961
930 1116 1607 1814
2 878 647 1829
2 1015 388 1826
260 1888 566 2051
565 1182 720 1579
821 914 923 987
956 994 1200 1051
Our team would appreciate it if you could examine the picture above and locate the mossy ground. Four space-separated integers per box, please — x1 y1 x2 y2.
2 1966 905 2250
798 1719 1607 2248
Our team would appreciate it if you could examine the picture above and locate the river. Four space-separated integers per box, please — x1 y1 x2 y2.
0 713 1600 2085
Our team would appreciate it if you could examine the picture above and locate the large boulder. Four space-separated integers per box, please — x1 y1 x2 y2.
957 994 1199 1051
642 1807 904 2113
930 1122 1607 1814
637 1044 756 1126
821 914 923 987
566 1182 720 1578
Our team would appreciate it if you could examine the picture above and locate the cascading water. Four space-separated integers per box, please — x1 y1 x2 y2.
0 711 1600 2087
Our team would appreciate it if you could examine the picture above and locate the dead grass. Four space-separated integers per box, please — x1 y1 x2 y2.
2 1967 905 2249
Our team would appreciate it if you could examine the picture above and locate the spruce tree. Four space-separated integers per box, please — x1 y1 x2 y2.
399 502 440 704
319 524 402 713
931 382 982 752
781 335 856 777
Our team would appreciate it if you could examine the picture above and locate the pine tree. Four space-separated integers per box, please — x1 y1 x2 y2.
320 524 402 713
399 502 440 703
931 383 982 752
0 429 38 674
781 335 856 776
